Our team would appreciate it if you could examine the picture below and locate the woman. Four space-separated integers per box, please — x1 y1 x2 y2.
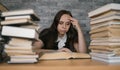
33 10 86 53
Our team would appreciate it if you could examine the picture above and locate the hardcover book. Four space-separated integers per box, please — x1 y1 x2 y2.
1 26 39 39
90 52 120 63
4 15 38 21
90 20 120 30
88 3 120 17
1 18 37 25
1 9 40 21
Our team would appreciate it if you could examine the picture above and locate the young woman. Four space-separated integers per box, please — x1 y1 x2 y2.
33 10 86 53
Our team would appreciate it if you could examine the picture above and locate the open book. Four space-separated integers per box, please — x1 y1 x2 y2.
39 52 90 60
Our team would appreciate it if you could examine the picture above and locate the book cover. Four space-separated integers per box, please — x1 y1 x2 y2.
91 10 120 21
89 45 120 51
5 49 36 56
90 24 120 34
90 49 115 54
20 24 41 32
91 56 120 63
1 18 37 25
90 29 120 38
4 15 38 21
90 15 120 24
4 44 32 51
1 26 39 39
90 52 120 63
90 42 120 46
8 37 33 47
91 38 120 43
1 9 40 21
88 3 120 17
8 58 38 64
90 20 120 30
10 55 39 59
39 52 90 60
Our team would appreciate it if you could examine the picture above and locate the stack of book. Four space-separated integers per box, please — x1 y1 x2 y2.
88 3 120 63
1 9 40 63
0 3 8 63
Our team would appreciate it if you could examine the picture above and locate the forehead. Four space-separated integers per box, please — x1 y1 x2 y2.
60 14 71 21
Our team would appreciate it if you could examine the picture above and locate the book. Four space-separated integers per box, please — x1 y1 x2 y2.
90 15 120 24
91 56 120 63
8 58 38 63
91 37 120 43
90 20 120 30
90 24 120 34
4 15 37 21
89 45 120 51
4 44 32 51
39 52 90 60
90 52 120 63
88 3 120 17
8 37 33 47
1 9 40 21
90 29 120 38
90 49 115 54
20 24 41 32
4 49 36 56
1 26 39 39
1 18 37 25
10 55 39 59
90 10 120 21
90 42 120 46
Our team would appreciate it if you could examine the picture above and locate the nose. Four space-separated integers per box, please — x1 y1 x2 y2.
62 24 66 29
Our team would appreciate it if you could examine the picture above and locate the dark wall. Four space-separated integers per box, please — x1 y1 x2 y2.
0 0 119 47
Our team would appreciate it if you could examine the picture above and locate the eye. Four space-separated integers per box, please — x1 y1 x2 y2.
59 21 63 25
66 22 71 25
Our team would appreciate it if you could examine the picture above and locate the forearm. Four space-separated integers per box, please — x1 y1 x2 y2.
77 28 87 53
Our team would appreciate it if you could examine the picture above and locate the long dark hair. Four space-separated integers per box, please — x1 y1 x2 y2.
39 10 78 51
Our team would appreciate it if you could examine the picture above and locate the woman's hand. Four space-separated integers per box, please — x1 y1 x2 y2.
58 48 72 52
32 39 44 50
69 17 81 31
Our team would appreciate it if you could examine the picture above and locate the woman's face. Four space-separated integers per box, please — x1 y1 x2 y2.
57 14 71 36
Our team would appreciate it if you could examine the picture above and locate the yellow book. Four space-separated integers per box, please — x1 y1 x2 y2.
39 52 90 60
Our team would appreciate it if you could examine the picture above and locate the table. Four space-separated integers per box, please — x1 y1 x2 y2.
0 59 120 70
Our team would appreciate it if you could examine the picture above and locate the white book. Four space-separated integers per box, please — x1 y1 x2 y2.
90 15 120 24
10 55 39 59
4 44 32 50
5 15 31 20
1 9 39 21
90 52 115 57
90 42 120 46
2 26 39 39
20 24 41 32
4 49 35 55
1 19 37 25
91 38 120 43
7 61 37 64
91 56 120 63
91 10 120 21
88 3 120 17
8 58 38 63
91 20 120 30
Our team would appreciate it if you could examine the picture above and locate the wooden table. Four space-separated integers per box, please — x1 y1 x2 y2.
0 59 120 70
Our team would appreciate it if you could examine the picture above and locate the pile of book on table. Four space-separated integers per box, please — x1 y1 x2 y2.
1 9 40 63
88 3 120 63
